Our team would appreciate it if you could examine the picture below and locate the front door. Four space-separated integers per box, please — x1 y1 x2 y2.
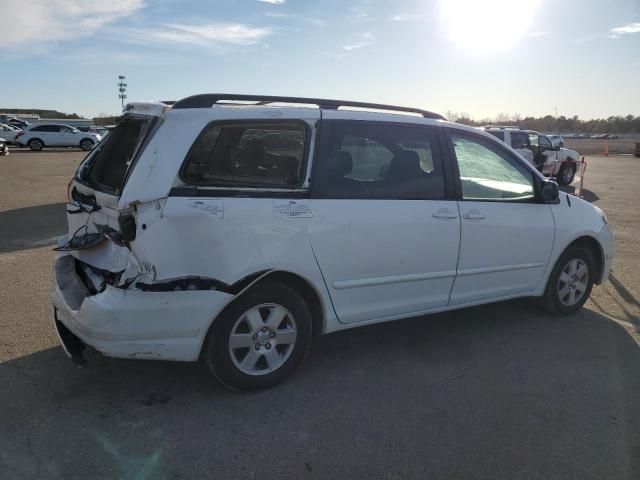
446 130 555 305
58 125 78 147
309 118 460 324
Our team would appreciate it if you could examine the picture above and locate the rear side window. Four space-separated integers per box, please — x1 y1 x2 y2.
32 125 59 132
488 131 505 141
314 120 445 200
77 118 151 193
510 132 529 149
182 122 307 188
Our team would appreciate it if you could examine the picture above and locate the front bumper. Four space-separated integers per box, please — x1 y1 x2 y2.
52 255 233 362
596 224 615 284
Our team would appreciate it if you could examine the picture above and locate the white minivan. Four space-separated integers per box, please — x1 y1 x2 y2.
52 95 614 390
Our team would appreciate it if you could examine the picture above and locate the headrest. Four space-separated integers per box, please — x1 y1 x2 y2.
330 151 353 175
387 150 420 180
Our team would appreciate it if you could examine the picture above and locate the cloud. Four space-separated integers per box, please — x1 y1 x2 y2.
524 31 548 38
392 13 423 22
140 23 272 47
256 0 285 4
343 32 374 51
265 11 326 27
0 0 144 49
609 22 640 38
349 1 373 22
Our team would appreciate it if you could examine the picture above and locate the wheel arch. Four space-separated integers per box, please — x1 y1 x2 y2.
28 137 45 146
563 235 605 284
197 269 326 361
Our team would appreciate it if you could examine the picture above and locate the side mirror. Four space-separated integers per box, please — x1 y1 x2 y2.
554 144 560 151
540 180 559 203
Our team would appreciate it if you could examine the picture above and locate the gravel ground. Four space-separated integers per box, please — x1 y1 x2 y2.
1 148 639 479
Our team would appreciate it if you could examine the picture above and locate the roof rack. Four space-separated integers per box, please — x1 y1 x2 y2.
171 94 444 120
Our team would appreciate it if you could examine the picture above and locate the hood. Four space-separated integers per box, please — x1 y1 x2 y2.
560 147 579 159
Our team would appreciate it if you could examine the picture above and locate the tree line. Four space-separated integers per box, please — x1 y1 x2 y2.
446 111 640 134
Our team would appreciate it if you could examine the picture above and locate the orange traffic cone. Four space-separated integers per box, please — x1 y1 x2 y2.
604 141 609 156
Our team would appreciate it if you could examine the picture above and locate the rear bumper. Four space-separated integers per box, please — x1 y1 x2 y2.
52 255 233 362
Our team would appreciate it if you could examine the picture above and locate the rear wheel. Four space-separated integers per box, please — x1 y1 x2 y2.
543 246 595 314
204 281 312 391
79 139 94 151
28 138 44 151
557 163 576 186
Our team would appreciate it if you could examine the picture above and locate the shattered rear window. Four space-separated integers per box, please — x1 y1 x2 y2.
78 118 151 194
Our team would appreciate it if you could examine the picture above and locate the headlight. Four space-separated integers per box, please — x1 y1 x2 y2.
594 206 608 224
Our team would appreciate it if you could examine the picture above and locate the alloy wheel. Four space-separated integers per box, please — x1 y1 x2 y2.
557 258 589 306
228 303 297 376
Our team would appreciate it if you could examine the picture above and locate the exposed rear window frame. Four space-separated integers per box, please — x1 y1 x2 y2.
75 114 159 197
178 119 312 192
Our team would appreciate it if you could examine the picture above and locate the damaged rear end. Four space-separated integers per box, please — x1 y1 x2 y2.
52 103 234 363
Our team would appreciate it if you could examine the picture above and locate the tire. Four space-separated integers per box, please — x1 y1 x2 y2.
556 163 576 186
204 281 312 391
543 246 596 315
28 138 44 151
80 139 94 151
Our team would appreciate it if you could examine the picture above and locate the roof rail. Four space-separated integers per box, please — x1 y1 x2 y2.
483 125 521 130
171 93 445 120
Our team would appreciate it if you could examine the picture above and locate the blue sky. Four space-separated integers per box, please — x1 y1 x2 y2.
1 0 639 119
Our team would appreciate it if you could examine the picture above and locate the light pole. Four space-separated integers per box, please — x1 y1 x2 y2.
118 75 127 108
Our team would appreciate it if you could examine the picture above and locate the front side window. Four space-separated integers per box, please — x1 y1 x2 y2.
529 133 539 147
182 122 307 188
314 121 445 200
450 132 535 201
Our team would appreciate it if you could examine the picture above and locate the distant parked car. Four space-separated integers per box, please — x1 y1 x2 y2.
484 127 580 185
15 124 101 151
0 123 21 144
0 138 8 156
76 126 109 137
6 118 29 129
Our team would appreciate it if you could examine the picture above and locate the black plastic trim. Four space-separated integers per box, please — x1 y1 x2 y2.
172 93 444 120
169 186 310 198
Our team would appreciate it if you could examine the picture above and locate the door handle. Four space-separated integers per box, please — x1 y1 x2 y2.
462 212 486 220
432 210 458 220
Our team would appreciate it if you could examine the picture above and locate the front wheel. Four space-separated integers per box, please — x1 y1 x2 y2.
204 281 312 391
543 246 595 314
79 139 94 151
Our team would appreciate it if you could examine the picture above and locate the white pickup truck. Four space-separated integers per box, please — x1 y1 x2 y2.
484 127 580 186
